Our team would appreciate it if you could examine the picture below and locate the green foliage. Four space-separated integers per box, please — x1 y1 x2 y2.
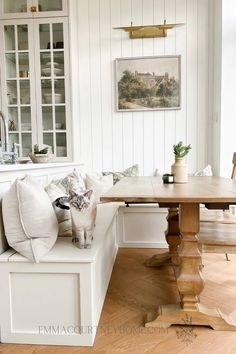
156 77 179 98
118 70 148 102
33 144 49 155
173 141 191 158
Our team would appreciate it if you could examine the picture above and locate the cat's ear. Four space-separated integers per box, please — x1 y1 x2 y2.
84 189 93 200
68 189 76 201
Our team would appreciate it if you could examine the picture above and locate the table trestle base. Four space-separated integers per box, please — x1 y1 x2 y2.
145 303 236 330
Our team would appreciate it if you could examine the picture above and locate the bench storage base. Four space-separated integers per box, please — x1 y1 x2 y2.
0 204 118 346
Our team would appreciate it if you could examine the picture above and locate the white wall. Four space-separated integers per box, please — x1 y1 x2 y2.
70 0 210 175
207 0 222 177
219 0 236 177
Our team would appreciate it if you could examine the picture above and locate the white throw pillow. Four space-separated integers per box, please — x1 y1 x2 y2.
45 183 72 237
194 165 213 177
2 175 58 262
155 168 164 177
86 173 113 203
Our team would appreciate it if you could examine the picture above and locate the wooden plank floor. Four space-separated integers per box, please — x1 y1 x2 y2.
1 249 236 354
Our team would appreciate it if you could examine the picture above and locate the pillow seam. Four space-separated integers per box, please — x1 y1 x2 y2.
16 179 37 262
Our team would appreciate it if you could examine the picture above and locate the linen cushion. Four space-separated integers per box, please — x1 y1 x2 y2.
54 169 86 194
2 175 58 262
103 164 139 184
86 173 113 203
45 183 72 237
155 168 164 177
194 165 213 177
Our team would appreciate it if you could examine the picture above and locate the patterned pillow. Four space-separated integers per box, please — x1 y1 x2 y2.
194 165 213 177
103 164 139 184
45 183 72 237
53 169 86 194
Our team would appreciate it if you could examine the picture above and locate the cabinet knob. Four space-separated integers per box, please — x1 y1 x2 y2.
30 5 37 12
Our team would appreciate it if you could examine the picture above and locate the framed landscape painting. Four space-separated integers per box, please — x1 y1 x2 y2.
115 55 181 111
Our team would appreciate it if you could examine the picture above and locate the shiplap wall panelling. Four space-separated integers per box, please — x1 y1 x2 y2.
121 0 133 170
77 0 92 168
111 0 123 171
163 0 177 172
142 0 155 176
69 0 80 162
175 0 187 145
100 0 113 170
132 0 145 175
197 0 209 169
89 0 103 172
153 0 165 172
72 0 209 175
186 0 198 172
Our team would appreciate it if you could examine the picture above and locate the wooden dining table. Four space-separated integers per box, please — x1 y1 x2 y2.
101 176 236 330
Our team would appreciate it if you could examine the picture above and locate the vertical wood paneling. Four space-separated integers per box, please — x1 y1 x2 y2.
131 0 144 175
69 0 80 162
100 0 113 170
110 0 123 171
153 0 165 173
197 0 209 168
89 0 102 171
121 0 133 169
164 0 177 171
142 0 155 176
73 0 210 175
77 0 92 167
186 0 198 170
175 0 187 144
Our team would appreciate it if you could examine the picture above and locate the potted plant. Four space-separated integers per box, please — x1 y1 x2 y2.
29 144 51 163
171 141 191 183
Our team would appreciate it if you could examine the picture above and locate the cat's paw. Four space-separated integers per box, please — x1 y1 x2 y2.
85 244 91 249
79 244 85 249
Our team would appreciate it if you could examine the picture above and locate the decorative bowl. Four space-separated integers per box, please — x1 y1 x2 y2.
29 153 52 163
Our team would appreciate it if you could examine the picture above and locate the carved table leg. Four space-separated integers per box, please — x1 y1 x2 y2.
145 203 236 330
145 207 181 267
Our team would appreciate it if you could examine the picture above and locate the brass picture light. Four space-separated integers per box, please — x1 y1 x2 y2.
113 20 185 39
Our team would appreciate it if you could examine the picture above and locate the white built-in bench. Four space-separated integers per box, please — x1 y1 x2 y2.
0 201 119 346
0 163 168 347
0 164 120 346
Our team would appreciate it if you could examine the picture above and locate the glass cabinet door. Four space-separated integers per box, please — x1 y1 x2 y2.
0 0 32 18
35 18 70 160
33 0 68 17
38 0 63 12
0 0 67 18
1 21 36 157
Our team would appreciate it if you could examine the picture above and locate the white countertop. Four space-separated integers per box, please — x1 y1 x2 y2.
0 162 79 172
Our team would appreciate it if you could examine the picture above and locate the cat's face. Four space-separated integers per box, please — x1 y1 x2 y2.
68 190 93 211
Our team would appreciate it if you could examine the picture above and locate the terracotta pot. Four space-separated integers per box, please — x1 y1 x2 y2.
171 158 188 183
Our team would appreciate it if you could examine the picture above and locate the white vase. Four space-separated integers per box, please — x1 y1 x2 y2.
171 158 188 183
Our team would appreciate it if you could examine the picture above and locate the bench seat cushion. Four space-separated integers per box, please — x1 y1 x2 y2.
0 202 119 263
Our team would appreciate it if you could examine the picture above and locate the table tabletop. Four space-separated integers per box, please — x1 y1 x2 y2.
100 176 236 204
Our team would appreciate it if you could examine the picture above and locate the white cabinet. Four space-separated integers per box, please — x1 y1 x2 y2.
0 0 68 19
0 17 71 161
